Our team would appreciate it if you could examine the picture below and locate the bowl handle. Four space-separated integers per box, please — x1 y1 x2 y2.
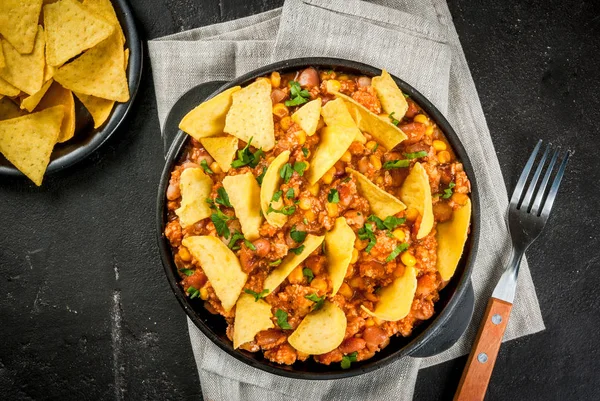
408 280 475 358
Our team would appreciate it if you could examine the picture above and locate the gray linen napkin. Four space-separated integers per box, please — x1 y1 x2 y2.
149 1 545 399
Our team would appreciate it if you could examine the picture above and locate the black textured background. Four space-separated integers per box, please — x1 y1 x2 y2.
1 1 599 400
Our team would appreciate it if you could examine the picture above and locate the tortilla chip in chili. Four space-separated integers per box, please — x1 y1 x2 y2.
260 150 290 228
437 198 471 281
200 136 238 173
222 172 263 241
399 162 434 239
371 69 409 120
291 98 321 136
288 301 346 355
361 265 417 321
325 217 355 296
233 293 274 349
175 167 213 228
347 168 406 219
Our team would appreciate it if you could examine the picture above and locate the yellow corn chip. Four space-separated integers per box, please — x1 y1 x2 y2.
325 217 355 296
361 266 417 321
200 136 238 173
0 105 64 186
224 80 275 151
320 96 366 143
37 81 76 142
307 124 355 185
81 0 125 44
20 79 53 112
291 98 321 136
347 168 406 219
124 48 129 70
233 293 274 349
0 26 45 95
44 63 56 83
74 92 114 129
437 199 471 281
0 97 26 121
179 86 241 140
263 234 324 293
288 301 346 355
175 168 213 228
335 92 407 150
399 162 434 239
0 0 43 54
222 173 263 241
0 45 4 69
260 150 290 228
0 77 21 97
182 236 248 312
53 31 129 102
372 70 409 120
43 0 114 66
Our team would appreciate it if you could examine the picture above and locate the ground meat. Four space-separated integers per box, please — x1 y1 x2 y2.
351 86 381 114
264 343 297 365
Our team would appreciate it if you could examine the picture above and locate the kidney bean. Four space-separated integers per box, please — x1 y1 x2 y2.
339 337 367 354
362 326 388 347
298 67 320 87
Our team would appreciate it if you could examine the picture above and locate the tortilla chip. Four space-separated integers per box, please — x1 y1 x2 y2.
372 70 409 120
200 136 238 173
181 235 248 312
347 168 406 219
437 199 471 281
222 173 262 241
0 105 64 186
320 96 365 143
74 92 113 128
233 293 274 349
399 162 434 239
361 265 417 321
175 167 213 228
0 26 45 95
260 150 290 228
0 0 43 55
288 301 346 355
224 80 275 151
124 48 129 70
263 234 325 293
43 0 114 66
0 77 20 97
0 97 26 121
37 81 75 142
335 92 407 150
325 217 355 296
0 45 4 69
291 98 321 136
179 86 241 140
81 0 125 44
20 79 53 112
44 63 56 82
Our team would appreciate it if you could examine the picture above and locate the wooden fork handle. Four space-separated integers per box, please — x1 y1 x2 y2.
454 297 513 401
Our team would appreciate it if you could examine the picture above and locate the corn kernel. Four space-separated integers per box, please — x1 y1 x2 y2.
338 74 349 81
366 140 378 152
322 167 336 184
425 125 434 136
355 238 368 250
272 103 289 118
369 154 382 170
338 283 353 299
200 287 209 300
437 150 451 164
341 151 352 163
365 318 375 327
210 161 222 174
405 207 419 222
433 140 447 152
414 114 429 125
451 192 469 206
326 80 341 93
349 276 364 289
299 197 311 210
270 71 281 88
178 246 192 262
280 116 292 131
350 248 359 264
308 182 319 196
288 266 304 284
326 202 338 217
401 251 417 267
311 277 328 292
392 229 405 242
295 129 306 145
375 176 384 186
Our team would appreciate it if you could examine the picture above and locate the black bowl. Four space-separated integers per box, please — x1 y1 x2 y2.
0 0 143 179
156 58 480 379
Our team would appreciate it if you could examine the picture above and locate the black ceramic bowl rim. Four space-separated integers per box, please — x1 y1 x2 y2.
0 0 143 178
156 57 480 380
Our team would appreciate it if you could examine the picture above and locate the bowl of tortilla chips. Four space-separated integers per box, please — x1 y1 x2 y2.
0 0 141 186
157 58 480 379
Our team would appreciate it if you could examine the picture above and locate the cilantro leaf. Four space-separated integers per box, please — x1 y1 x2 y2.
358 222 377 253
286 188 295 199
272 190 283 202
389 112 400 126
383 159 411 169
403 93 410 98
367 215 386 230
385 243 410 262
275 309 292 329
327 188 340 204
404 150 428 159
187 286 200 299
341 176 352 183
302 268 314 283
256 168 266 185
200 160 213 174
289 245 305 255
302 147 309 157
305 293 325 310
372 143 379 152
290 225 307 243
269 259 282 267
383 216 406 231
179 268 194 277
341 352 358 369
293 161 307 176
442 182 456 199
267 204 296 215
228 230 246 250
211 209 233 239
244 288 269 301
216 187 232 207
280 163 294 183
285 81 310 107
231 137 264 168
244 239 256 251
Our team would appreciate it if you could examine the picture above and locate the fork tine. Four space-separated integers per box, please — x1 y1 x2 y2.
540 150 570 218
510 140 542 206
531 148 559 215
521 144 551 211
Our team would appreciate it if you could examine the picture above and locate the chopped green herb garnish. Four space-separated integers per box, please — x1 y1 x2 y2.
231 137 264 168
284 81 310 107
358 222 377 253
286 188 295 199
290 225 308 243
293 161 308 176
383 216 406 231
404 150 428 159
272 190 283 202
385 243 410 262
275 309 292 329
303 217 309 225
383 159 411 169
200 160 213 174
269 259 282 267
372 143 379 152
302 147 309 157
228 230 246 250
341 352 358 369
244 239 256 251
403 93 410 98
302 268 314 283
389 112 400 126
179 268 194 277
442 182 456 199
280 163 294 183
327 188 340 204
244 288 269 301
211 209 233 239
187 286 200 299
305 293 326 311
289 245 305 255
341 176 352 183
256 168 266 185
216 187 232 207
267 204 296 215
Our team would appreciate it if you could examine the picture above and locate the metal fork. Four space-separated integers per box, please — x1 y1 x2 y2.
454 140 570 401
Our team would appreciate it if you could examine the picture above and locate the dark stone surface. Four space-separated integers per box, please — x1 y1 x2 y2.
1 0 598 400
